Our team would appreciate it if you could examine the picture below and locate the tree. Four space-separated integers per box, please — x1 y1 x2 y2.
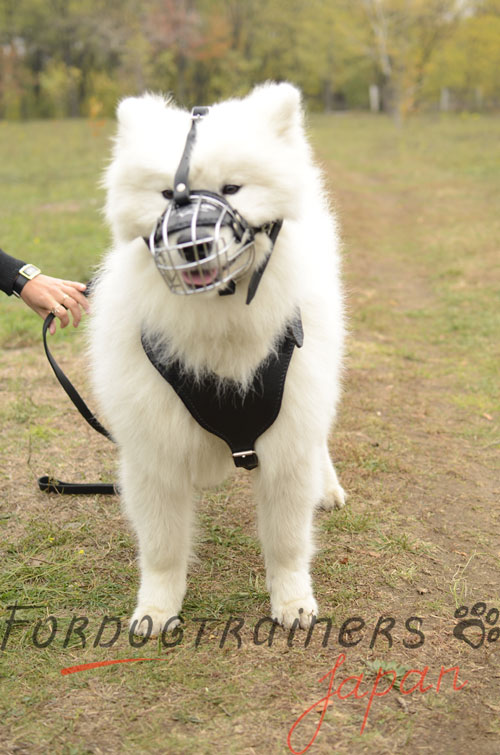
425 8 500 108
358 0 463 121
1 0 499 118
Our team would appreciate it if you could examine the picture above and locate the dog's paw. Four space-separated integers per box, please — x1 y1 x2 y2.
272 596 318 630
129 606 181 638
319 483 347 511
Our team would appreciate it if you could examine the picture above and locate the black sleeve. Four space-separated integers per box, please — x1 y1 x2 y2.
0 248 27 296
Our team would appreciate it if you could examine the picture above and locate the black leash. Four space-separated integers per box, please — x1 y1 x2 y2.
38 312 117 496
38 475 118 495
42 313 112 440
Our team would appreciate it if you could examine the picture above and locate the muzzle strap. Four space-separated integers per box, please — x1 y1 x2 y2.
246 219 283 305
147 103 283 302
173 106 209 206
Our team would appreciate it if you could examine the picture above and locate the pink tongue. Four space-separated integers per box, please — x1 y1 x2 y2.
183 269 217 286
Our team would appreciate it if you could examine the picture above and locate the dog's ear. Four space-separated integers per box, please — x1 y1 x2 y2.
116 96 142 129
249 82 303 141
116 94 175 131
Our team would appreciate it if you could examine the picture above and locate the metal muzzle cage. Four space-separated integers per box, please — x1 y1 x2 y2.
145 105 282 303
148 191 256 296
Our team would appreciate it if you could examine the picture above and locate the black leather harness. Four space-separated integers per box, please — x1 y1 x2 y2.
38 307 303 494
141 313 304 470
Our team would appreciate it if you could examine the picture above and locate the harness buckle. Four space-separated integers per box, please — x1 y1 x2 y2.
232 450 259 470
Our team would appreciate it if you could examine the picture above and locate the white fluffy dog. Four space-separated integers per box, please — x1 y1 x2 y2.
89 82 345 634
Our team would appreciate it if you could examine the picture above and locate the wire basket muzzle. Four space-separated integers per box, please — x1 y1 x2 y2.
149 192 256 295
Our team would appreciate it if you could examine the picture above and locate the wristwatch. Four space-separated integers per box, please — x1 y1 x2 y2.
13 263 42 297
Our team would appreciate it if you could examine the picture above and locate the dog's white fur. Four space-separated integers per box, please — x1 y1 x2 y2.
89 82 345 633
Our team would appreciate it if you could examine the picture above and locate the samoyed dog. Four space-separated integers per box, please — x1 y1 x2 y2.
89 82 345 634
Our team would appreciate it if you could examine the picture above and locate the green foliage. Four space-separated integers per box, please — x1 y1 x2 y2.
364 658 410 682
0 0 499 118
39 62 82 118
425 14 500 106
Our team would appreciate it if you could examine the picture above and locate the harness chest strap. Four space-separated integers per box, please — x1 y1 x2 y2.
141 313 304 470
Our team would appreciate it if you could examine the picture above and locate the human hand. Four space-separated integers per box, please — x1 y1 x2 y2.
20 275 90 335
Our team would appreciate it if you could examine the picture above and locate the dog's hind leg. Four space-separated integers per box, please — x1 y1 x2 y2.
120 452 194 637
253 445 324 630
318 444 346 511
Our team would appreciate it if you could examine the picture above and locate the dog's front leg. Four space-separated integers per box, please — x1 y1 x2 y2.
120 452 194 637
254 447 323 630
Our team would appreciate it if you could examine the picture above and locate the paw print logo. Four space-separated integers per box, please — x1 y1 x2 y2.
453 602 500 649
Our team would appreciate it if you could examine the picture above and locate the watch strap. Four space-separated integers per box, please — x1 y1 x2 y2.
13 264 41 297
13 272 29 297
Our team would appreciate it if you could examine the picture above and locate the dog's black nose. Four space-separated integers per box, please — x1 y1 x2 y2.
177 230 211 263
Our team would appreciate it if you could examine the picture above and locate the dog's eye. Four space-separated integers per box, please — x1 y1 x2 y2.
162 189 174 200
222 185 241 196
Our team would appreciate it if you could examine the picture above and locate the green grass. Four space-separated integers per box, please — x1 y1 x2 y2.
1 113 500 753
312 113 500 432
0 119 112 347
321 507 374 534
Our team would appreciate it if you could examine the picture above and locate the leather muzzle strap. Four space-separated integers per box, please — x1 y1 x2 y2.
246 219 283 305
173 107 209 206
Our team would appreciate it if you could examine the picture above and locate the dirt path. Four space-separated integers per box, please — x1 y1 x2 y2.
326 151 500 752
